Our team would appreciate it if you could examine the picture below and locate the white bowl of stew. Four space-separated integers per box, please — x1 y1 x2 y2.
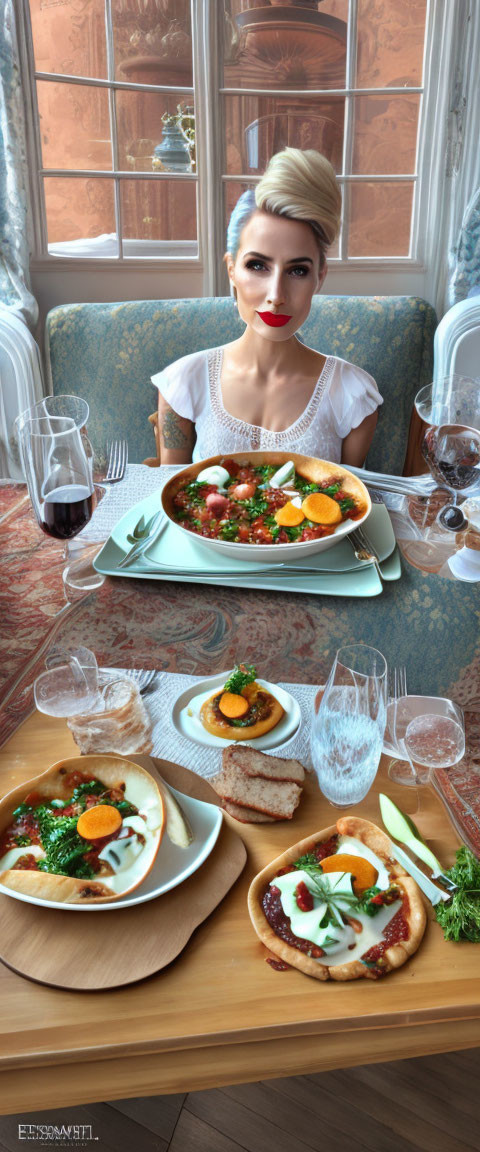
161 452 371 563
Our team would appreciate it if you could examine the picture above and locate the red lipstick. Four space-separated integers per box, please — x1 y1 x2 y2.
257 312 292 328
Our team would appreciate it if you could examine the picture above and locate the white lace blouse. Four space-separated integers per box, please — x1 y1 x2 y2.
151 346 383 463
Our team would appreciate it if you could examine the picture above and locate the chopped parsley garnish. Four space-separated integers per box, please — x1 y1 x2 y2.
12 802 33 819
224 663 257 695
35 808 94 878
184 481 209 506
253 464 277 481
339 497 355 513
293 851 321 870
240 497 269 517
15 834 31 847
219 520 239 541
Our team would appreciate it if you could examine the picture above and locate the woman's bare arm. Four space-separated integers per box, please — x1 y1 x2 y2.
157 394 195 465
341 410 378 467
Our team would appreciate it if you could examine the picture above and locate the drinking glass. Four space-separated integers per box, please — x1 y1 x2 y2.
311 644 387 807
414 376 480 531
16 395 93 486
34 648 102 718
17 403 106 594
387 695 465 786
21 415 94 539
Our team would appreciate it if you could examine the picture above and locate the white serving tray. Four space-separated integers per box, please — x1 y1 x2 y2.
94 493 400 598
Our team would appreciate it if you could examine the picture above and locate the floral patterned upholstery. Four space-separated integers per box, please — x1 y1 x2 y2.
45 295 436 470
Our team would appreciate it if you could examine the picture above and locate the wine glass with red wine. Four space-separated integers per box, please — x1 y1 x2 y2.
414 376 480 531
19 415 104 594
21 415 94 539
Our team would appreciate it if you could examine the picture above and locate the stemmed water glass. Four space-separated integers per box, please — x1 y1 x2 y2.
387 695 465 786
414 375 480 531
311 644 387 807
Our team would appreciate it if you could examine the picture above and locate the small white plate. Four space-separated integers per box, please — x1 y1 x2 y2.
0 788 223 912
172 672 301 751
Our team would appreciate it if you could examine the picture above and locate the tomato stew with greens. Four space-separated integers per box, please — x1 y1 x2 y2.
172 460 365 546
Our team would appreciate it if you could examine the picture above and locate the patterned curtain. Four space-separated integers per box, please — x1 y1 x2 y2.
0 1 38 326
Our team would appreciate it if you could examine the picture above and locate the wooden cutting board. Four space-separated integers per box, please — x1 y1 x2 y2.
0 757 247 991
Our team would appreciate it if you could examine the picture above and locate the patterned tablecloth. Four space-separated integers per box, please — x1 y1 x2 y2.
1 471 479 853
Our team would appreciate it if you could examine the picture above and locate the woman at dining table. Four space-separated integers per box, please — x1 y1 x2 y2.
152 147 383 467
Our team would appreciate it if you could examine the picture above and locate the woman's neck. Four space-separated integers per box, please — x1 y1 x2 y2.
229 329 308 380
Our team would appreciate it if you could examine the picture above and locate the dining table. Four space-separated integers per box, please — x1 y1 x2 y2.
1 471 480 1116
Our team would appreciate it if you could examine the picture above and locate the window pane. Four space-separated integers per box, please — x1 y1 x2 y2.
111 0 193 87
29 0 107 80
120 179 196 244
116 90 194 172
37 81 112 171
44 178 117 254
223 0 347 90
348 182 414 257
224 95 344 176
352 94 420 175
224 182 340 259
356 0 427 89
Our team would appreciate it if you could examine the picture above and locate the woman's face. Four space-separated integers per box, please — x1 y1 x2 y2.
226 210 325 340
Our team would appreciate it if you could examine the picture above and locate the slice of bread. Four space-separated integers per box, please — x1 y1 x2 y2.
222 745 304 784
223 801 277 824
212 768 302 819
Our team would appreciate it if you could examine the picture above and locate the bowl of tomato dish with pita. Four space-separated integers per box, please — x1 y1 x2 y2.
162 451 370 562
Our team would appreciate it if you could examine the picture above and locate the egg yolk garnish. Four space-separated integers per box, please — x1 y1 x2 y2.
77 804 123 841
320 853 378 895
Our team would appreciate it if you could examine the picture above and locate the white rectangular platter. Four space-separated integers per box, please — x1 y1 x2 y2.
94 493 401 598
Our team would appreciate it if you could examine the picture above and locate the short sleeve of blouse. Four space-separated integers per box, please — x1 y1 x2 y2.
151 349 210 423
326 358 383 439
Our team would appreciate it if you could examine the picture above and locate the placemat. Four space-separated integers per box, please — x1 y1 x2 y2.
122 668 317 779
0 757 247 991
79 464 176 543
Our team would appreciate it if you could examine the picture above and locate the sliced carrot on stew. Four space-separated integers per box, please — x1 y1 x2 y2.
320 853 378 895
301 493 343 525
274 502 305 527
77 804 123 841
218 691 249 719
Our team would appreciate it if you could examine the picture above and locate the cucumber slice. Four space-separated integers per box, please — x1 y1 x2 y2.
379 793 444 875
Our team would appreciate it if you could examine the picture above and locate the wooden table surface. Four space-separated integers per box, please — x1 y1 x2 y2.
0 711 479 1116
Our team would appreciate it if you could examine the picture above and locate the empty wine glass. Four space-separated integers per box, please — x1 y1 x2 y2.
387 695 465 786
414 376 480 531
311 644 387 807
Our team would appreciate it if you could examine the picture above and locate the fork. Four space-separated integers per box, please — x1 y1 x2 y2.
349 524 383 580
102 439 128 483
123 669 157 693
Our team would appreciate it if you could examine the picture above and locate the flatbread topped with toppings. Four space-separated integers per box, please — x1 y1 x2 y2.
0 754 165 904
248 816 427 980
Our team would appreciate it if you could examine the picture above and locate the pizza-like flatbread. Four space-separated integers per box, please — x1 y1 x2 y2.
0 754 165 904
248 816 427 981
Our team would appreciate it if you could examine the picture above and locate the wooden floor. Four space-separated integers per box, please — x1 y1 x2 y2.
2 1049 480 1151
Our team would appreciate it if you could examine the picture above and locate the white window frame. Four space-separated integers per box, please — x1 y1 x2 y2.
16 0 480 310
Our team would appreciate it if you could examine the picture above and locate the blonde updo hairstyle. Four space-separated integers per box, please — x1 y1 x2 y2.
226 147 341 270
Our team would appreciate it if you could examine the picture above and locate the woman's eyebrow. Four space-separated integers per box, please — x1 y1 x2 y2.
244 251 313 264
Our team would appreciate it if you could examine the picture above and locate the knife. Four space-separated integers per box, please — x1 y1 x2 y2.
379 793 458 891
389 841 451 906
118 513 166 568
